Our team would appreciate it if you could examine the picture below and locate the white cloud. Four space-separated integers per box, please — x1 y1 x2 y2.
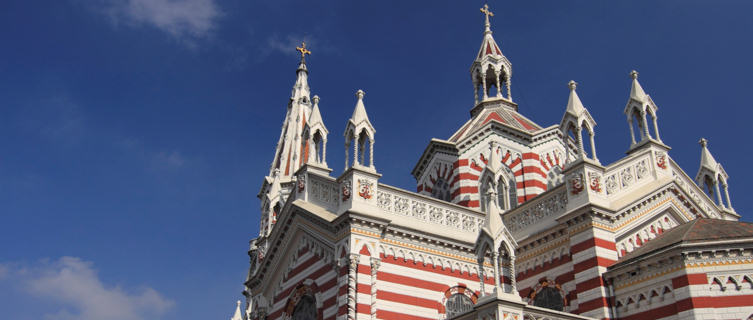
3 257 173 320
92 0 221 42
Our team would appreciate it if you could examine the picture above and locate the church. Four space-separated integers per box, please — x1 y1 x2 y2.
232 5 753 320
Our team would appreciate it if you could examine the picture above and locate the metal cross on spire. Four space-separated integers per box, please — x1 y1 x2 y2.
296 41 311 62
480 4 494 32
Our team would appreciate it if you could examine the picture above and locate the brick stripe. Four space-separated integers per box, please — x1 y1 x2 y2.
377 310 435 320
571 237 616 255
377 290 440 310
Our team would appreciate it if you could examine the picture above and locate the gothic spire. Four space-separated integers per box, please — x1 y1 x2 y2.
230 300 243 320
471 4 513 105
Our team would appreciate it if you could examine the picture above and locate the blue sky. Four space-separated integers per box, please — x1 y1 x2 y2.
1 1 752 319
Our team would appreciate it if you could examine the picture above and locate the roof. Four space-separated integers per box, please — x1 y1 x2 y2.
615 218 753 265
449 106 542 142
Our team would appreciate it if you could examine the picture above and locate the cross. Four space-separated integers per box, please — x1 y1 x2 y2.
296 41 311 62
480 4 494 23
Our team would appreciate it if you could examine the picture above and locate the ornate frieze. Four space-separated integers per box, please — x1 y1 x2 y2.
506 191 568 232
375 188 483 233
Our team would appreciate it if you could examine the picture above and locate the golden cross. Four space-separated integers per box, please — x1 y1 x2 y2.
296 42 311 61
480 4 494 19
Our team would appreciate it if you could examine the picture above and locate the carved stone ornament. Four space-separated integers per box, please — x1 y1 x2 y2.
605 175 618 195
342 180 352 202
570 173 584 195
297 174 305 192
588 172 602 193
656 151 667 169
358 179 373 199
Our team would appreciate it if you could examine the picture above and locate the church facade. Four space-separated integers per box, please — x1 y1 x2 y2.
234 6 753 320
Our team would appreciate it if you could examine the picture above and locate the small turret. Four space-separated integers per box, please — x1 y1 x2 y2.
344 90 376 171
559 81 598 164
624 70 662 147
230 300 243 320
695 138 733 211
470 4 513 106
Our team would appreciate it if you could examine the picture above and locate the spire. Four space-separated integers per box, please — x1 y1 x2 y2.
344 90 376 170
698 138 719 171
291 42 312 101
230 300 243 320
268 44 316 180
309 95 325 129
484 185 505 236
565 80 586 116
629 70 648 103
695 138 733 211
624 70 662 146
559 80 598 163
349 90 374 132
471 4 513 105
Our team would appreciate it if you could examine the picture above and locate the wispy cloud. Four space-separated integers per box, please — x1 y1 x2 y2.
0 257 173 320
88 0 222 44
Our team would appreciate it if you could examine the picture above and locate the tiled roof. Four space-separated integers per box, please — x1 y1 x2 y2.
615 218 753 266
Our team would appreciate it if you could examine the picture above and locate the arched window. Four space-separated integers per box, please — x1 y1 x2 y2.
446 293 473 318
291 294 317 320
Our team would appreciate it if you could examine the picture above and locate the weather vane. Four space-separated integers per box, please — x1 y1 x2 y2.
296 41 311 62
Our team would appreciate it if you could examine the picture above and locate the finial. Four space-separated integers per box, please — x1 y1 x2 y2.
480 4 494 32
568 80 577 91
273 168 280 177
237 300 241 307
312 95 320 105
356 89 365 100
296 41 311 62
699 138 708 148
630 70 639 80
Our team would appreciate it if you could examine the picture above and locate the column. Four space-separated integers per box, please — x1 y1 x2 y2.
641 112 650 139
714 181 724 208
495 71 502 98
628 118 637 145
493 252 501 289
348 254 359 320
478 261 487 297
589 131 598 162
506 75 512 101
322 138 328 165
482 73 488 100
723 182 733 210
369 139 374 168
577 126 585 158
652 116 662 142
370 258 380 320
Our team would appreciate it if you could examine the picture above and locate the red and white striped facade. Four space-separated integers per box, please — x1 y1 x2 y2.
241 6 752 320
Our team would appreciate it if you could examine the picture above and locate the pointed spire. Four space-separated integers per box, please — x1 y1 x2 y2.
291 42 312 100
230 300 243 320
484 182 505 236
349 90 373 130
566 80 586 116
487 141 502 173
309 95 326 130
629 70 648 103
698 138 719 170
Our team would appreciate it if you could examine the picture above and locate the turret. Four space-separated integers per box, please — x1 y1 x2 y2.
695 138 733 211
559 81 598 164
470 4 513 106
624 70 662 148
344 90 376 172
